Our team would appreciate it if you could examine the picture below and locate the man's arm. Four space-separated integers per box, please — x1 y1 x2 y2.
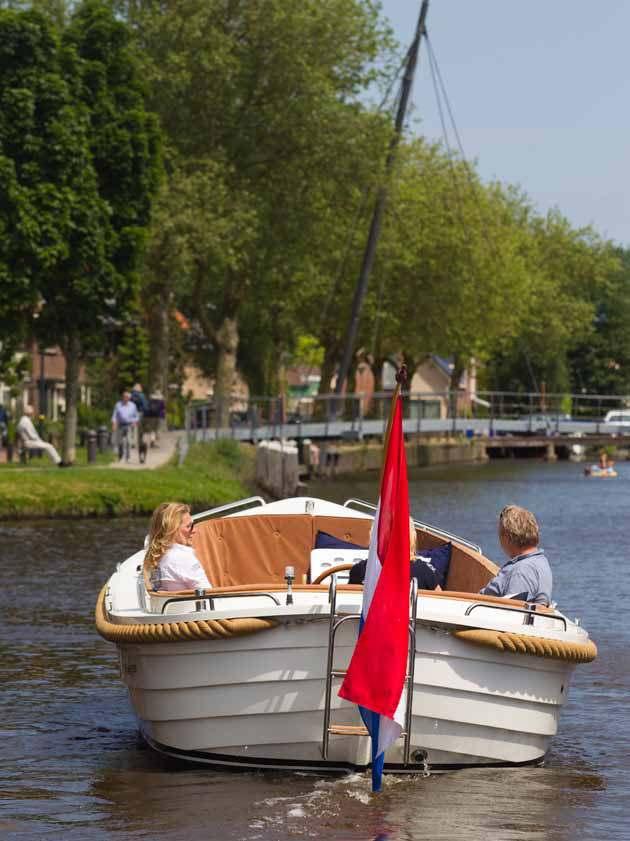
480 568 507 597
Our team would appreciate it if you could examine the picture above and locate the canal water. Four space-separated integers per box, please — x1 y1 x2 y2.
0 460 627 840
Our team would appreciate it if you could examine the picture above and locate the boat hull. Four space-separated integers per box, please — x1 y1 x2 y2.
119 618 573 772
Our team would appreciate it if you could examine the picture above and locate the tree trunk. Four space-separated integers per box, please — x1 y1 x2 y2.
62 333 81 464
147 288 170 398
315 341 339 420
214 316 239 428
449 353 466 419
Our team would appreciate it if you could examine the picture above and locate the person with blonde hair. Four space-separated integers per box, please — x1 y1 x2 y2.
144 502 211 592
348 516 443 590
480 504 552 605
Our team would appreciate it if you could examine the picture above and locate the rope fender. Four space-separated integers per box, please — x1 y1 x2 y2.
453 628 597 663
95 585 278 644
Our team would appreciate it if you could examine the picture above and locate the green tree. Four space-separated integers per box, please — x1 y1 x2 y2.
487 212 619 395
567 247 630 396
0 7 109 431
0 3 161 462
117 0 394 420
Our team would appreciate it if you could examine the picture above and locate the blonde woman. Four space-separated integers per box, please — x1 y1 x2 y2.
348 517 443 590
144 502 211 592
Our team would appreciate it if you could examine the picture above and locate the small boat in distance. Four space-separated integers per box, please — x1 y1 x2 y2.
584 451 617 477
584 466 617 478
96 494 597 774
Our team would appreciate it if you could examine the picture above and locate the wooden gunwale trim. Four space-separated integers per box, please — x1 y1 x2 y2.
148 583 553 613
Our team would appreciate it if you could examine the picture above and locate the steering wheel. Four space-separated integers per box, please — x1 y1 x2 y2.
312 563 355 585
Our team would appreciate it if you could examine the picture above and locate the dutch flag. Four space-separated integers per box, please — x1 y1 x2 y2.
338 392 410 792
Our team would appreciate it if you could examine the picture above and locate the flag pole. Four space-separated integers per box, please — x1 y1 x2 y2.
339 362 412 793
380 364 409 482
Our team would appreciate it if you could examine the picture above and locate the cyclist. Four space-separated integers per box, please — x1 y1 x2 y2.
111 390 139 462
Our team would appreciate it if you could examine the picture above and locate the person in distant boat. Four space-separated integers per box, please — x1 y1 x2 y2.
480 505 552 605
349 517 442 590
584 450 616 476
144 502 212 592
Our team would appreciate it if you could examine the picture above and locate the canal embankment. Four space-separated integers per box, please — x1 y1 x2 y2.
0 441 254 520
256 437 488 497
4 434 619 519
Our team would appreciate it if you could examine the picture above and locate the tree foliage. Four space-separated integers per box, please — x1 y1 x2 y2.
0 1 161 459
116 0 394 419
2 0 627 426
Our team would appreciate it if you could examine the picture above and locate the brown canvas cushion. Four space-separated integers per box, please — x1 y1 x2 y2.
192 514 313 587
182 511 498 594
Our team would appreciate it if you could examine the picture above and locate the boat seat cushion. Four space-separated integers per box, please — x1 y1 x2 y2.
189 510 497 593
314 530 367 551
190 513 373 587
416 543 451 588
192 514 314 587
311 515 372 549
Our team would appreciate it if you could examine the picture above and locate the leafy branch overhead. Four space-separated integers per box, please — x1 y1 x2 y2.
1 0 629 428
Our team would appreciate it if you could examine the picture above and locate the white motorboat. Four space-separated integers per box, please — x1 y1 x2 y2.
96 495 597 774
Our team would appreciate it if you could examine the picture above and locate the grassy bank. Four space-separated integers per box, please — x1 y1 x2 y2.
0 440 255 520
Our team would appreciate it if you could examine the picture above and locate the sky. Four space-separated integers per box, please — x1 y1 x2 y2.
380 0 629 245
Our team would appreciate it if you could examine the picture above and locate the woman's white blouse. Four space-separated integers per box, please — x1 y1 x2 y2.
154 543 212 591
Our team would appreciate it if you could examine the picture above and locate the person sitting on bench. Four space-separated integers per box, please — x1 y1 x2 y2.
16 406 62 466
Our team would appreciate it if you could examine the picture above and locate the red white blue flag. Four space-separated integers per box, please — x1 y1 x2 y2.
338 393 410 791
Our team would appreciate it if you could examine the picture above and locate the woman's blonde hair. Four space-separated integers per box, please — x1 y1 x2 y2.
370 516 417 561
144 502 190 575
409 518 417 560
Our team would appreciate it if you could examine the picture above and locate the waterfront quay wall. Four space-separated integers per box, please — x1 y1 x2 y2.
256 437 488 497
318 438 489 476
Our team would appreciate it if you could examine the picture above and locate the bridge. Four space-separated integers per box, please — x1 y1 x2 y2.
185 389 630 447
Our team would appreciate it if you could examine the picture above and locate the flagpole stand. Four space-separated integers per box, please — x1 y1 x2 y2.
321 574 419 772
284 565 295 606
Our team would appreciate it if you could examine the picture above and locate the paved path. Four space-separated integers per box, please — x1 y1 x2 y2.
109 430 183 470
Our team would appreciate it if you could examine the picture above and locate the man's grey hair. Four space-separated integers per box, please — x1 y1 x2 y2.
499 504 540 549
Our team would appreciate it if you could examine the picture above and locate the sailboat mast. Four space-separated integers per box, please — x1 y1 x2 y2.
334 0 430 400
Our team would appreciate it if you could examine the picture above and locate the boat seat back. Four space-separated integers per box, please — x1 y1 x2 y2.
185 511 497 592
191 513 374 587
192 514 314 587
445 544 498 592
311 515 372 549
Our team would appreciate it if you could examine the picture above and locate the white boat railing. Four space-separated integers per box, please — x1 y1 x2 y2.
464 600 567 630
159 589 282 615
343 498 482 554
192 496 266 523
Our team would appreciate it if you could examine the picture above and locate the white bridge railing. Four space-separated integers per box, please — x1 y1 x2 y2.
185 390 630 443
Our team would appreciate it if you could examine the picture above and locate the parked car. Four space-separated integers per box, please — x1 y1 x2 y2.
603 410 630 428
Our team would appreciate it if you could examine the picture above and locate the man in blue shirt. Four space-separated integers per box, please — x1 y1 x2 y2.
111 390 139 461
480 505 552 606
